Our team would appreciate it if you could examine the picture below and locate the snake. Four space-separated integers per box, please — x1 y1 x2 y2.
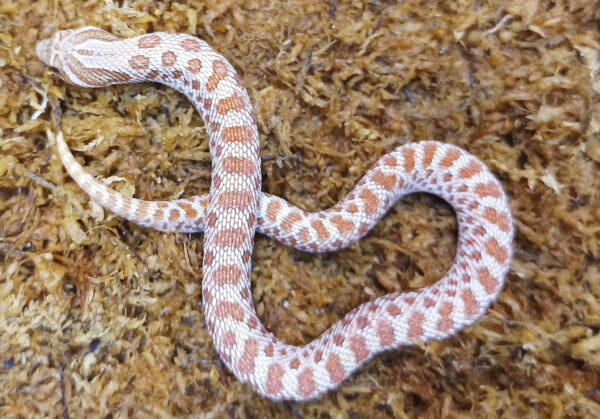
36 27 514 401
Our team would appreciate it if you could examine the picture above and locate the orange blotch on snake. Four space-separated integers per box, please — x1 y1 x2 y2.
349 335 370 363
177 202 198 219
266 200 281 222
461 289 479 317
485 238 509 263
237 338 258 375
264 343 274 357
423 142 437 167
346 203 358 214
383 155 397 167
129 55 150 70
74 29 118 44
266 363 285 395
222 156 256 176
440 148 461 168
356 316 369 329
477 267 499 294
135 201 150 220
218 191 253 210
242 250 252 264
407 312 425 339
212 174 221 189
188 58 202 73
214 228 247 248
377 319 395 346
326 353 345 384
181 38 202 52
222 332 236 349
203 251 213 266
161 51 177 66
138 34 161 48
281 212 302 233
206 60 229 92
241 288 250 301
247 316 258 329
475 182 502 198
310 220 330 241
372 170 397 191
247 213 256 228
459 160 482 179
211 265 243 286
484 207 511 232
216 92 247 115
360 189 379 217
202 289 212 304
298 368 316 398
215 301 244 321
436 302 454 332
206 212 217 228
222 125 255 143
169 209 180 221
402 147 415 172
387 304 402 316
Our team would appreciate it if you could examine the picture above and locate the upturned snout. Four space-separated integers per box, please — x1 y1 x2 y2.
35 38 53 66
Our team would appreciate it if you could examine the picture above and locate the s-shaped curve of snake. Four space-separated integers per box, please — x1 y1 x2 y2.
36 27 514 401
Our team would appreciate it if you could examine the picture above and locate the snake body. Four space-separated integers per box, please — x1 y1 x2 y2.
36 27 514 401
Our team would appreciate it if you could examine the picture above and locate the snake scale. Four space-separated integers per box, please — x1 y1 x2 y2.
36 27 514 401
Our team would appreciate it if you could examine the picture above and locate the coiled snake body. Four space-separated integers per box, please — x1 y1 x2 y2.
36 27 514 401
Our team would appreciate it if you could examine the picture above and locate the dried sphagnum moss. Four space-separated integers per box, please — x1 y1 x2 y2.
1 0 600 417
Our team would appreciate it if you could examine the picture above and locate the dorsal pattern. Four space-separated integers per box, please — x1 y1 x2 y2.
37 27 514 401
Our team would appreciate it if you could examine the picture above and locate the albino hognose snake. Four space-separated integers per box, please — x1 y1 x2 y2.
36 27 514 401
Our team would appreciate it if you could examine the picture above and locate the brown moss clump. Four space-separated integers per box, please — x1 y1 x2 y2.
1 0 600 417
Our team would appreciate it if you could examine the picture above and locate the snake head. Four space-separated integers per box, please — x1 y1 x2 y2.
36 29 74 67
36 27 124 87
36 28 86 84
